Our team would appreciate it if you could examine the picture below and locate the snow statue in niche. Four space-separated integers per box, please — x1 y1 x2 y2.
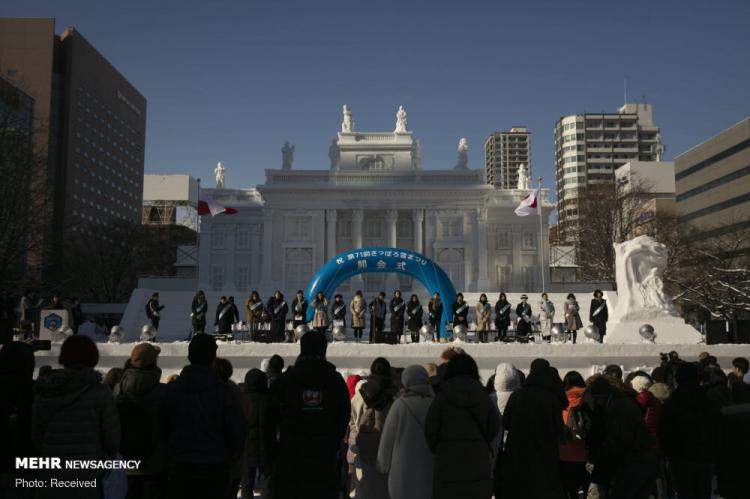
214 161 226 189
394 105 408 133
341 104 354 132
454 138 468 170
517 163 531 190
605 235 701 344
281 141 295 170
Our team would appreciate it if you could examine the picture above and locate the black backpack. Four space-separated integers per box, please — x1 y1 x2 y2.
565 404 590 441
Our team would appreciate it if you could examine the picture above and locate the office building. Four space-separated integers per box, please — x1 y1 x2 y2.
674 117 750 241
0 18 147 281
484 127 530 189
554 102 663 253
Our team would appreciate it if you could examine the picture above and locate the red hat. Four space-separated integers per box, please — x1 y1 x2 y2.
59 335 100 368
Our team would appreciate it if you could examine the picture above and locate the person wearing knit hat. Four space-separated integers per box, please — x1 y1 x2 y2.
492 363 522 415
130 342 161 369
59 334 99 368
32 336 119 499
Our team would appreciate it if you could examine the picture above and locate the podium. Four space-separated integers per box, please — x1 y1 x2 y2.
39 309 70 340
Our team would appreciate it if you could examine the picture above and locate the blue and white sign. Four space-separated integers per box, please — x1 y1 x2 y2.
304 247 457 338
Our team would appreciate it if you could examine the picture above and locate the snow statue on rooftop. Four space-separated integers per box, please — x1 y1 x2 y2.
395 105 408 133
454 137 468 170
214 161 226 189
517 163 531 190
329 139 340 170
605 235 701 344
341 104 354 132
281 141 295 170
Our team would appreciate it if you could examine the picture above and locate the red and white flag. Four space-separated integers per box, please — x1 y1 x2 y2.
198 189 237 216
514 187 541 217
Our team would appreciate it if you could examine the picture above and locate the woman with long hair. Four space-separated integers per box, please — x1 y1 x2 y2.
191 290 208 336
564 293 583 344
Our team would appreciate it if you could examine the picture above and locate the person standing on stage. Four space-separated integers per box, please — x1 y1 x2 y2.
476 293 492 343
406 294 423 343
291 290 307 341
390 290 406 344
539 293 555 342
191 290 208 336
146 292 164 331
494 293 511 342
311 292 329 335
266 290 288 343
216 296 239 335
370 292 387 343
564 293 583 344
589 290 608 343
245 291 264 342
331 294 347 332
428 292 443 342
350 291 366 342
515 294 532 337
452 293 469 330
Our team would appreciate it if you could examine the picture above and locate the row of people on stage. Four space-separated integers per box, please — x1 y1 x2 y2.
147 288 610 343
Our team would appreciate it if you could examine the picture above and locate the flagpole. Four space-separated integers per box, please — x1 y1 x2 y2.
537 176 546 293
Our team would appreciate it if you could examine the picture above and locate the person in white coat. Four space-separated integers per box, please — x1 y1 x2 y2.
377 365 435 499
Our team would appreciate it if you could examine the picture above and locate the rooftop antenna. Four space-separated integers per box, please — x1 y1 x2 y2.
623 78 628 105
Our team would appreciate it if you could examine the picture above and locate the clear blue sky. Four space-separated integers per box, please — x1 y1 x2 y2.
4 0 749 198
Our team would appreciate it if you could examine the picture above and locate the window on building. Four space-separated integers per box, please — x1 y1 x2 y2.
236 265 250 291
440 217 463 239
284 248 313 291
522 266 535 290
337 218 352 238
365 218 385 239
210 265 224 291
236 226 251 250
522 231 536 249
285 216 312 240
211 228 226 250
496 265 512 290
495 229 511 249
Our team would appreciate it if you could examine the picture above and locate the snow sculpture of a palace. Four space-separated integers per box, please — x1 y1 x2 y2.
198 105 552 297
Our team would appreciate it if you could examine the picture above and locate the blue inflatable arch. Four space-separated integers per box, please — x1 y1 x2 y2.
304 247 457 337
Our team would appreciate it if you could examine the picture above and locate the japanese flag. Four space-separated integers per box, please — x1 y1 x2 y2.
198 189 237 216
514 187 541 217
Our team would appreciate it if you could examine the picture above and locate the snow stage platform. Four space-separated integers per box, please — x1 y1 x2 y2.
33 339 750 384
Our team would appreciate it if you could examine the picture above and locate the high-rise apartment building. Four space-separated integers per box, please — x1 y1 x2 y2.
484 127 530 189
554 103 663 247
0 18 146 282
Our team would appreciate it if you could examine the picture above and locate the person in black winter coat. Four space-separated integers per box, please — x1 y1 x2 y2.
515 295 532 337
589 290 608 343
191 290 209 335
451 293 469 328
32 335 120 499
215 296 240 335
266 290 289 343
716 386 750 499
0 341 35 497
0 290 17 344
269 332 351 499
115 343 167 499
146 292 164 330
159 334 246 499
500 359 566 499
389 290 406 343
658 362 720 499
239 369 276 499
428 293 443 341
291 290 308 334
406 294 423 343
494 293 511 341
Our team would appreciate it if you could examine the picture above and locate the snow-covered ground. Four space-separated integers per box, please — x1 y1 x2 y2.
34 338 750 384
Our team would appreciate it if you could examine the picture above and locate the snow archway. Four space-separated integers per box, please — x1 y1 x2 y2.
305 247 457 338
